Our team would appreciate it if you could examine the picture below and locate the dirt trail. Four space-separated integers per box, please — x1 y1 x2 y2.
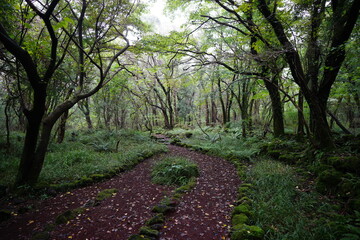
0 140 240 240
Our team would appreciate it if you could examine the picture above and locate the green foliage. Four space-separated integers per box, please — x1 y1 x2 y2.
167 127 265 161
246 159 342 240
151 156 199 186
0 130 166 188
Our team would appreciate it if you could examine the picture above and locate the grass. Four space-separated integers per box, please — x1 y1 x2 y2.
0 129 167 187
246 159 344 240
151 156 199 186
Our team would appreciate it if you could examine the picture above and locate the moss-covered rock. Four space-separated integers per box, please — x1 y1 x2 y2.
238 186 251 198
128 234 152 240
139 226 159 238
231 224 264 240
316 168 343 193
325 156 360 175
146 214 165 226
90 174 106 181
232 204 252 217
338 176 360 198
237 196 252 205
152 204 175 214
95 188 118 202
55 208 85 225
0 209 11 222
31 231 50 240
232 214 249 225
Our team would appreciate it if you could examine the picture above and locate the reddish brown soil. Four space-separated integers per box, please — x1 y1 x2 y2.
0 142 240 240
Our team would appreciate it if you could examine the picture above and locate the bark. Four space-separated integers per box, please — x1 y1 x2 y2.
297 91 305 136
327 110 352 134
263 78 285 137
205 97 210 126
79 99 93 129
256 0 359 148
57 109 69 144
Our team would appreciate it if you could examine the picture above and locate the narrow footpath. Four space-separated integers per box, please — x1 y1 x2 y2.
0 139 240 240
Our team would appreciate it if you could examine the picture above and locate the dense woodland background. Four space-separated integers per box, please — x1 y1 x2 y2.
1 0 359 185
0 1 360 239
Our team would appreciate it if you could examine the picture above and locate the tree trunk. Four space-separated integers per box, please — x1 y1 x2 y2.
297 91 305 136
57 109 69 144
205 97 210 126
79 99 93 129
263 78 285 137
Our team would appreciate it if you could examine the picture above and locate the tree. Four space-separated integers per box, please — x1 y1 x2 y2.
255 0 359 148
0 0 142 186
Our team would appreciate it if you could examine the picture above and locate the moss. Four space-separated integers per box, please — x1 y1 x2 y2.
238 187 251 198
146 214 165 226
232 214 249 225
241 183 254 189
90 174 106 181
325 156 360 175
232 204 252 217
0 209 11 222
128 234 152 240
95 188 118 202
338 176 360 197
231 224 264 240
152 204 175 214
139 226 159 238
316 168 343 193
237 197 252 205
55 208 85 225
172 193 183 200
175 184 191 193
31 231 50 240
74 176 93 187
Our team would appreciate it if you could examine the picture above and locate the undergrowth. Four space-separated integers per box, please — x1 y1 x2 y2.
0 130 166 188
167 127 265 161
151 156 199 186
247 159 341 240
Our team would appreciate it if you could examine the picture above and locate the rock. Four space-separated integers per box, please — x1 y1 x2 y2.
232 214 249 225
55 208 85 225
146 214 165 225
152 204 175 214
232 204 252 217
139 226 159 238
128 234 152 240
231 224 264 240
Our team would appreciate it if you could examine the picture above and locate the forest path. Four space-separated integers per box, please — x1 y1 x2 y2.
0 138 240 240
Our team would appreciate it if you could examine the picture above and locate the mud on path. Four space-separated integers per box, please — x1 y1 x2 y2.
0 141 240 240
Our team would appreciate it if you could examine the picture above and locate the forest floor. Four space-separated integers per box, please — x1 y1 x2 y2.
0 135 240 240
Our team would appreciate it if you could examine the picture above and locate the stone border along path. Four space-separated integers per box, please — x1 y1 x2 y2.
0 136 241 240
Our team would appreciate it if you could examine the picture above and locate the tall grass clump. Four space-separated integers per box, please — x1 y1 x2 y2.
247 159 339 240
151 156 199 186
